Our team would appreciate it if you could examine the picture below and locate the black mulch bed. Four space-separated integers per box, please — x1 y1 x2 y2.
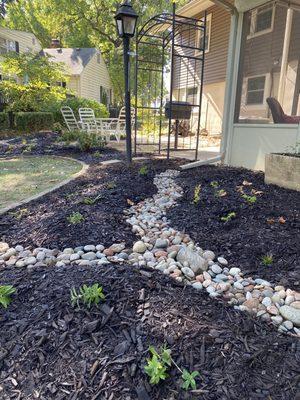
167 165 300 290
0 159 182 250
0 263 299 400
0 132 123 164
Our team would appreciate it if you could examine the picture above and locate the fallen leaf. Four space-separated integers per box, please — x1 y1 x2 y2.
267 218 275 225
127 199 134 206
242 180 253 186
251 189 264 195
278 216 286 224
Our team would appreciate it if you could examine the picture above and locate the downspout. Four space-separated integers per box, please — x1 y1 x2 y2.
181 0 239 170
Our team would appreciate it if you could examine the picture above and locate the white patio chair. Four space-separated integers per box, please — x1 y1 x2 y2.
78 108 102 134
61 106 81 131
98 106 135 142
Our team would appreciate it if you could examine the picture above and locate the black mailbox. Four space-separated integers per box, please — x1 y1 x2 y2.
165 101 192 120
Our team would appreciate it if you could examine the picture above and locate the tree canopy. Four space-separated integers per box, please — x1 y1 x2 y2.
1 0 186 104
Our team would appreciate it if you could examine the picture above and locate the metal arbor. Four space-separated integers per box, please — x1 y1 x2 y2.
134 4 207 160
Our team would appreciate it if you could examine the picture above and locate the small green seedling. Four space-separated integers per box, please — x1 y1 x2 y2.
242 194 257 204
192 184 201 205
139 165 149 176
67 211 84 224
83 194 102 205
261 254 273 266
144 346 171 384
10 208 29 220
181 369 199 391
0 285 16 309
93 150 102 158
215 189 227 197
220 212 236 222
70 283 105 309
210 181 219 188
106 182 117 190
144 346 199 391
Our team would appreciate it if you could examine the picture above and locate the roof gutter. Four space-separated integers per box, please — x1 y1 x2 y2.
182 0 239 170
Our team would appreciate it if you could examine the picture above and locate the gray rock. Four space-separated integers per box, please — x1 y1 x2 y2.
109 243 125 253
36 251 46 261
96 244 105 252
203 250 215 261
84 245 96 252
233 281 244 290
118 252 129 260
192 282 203 290
24 256 37 266
214 273 229 282
283 320 293 330
63 248 74 254
229 267 241 276
15 260 26 268
206 285 216 294
255 278 271 287
181 267 195 279
133 241 147 253
70 253 80 261
154 238 169 248
279 305 300 327
74 246 84 252
177 246 208 274
262 297 272 308
211 264 222 274
81 252 97 261
217 257 228 266
3 248 16 260
15 245 24 252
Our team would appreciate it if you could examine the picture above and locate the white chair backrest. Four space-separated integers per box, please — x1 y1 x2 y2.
61 106 79 131
118 106 135 122
79 108 96 123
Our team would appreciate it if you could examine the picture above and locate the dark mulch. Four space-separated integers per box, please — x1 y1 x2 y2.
0 159 182 249
0 263 299 400
0 132 123 164
167 164 300 290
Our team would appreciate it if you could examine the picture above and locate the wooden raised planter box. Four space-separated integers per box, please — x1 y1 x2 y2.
265 153 300 191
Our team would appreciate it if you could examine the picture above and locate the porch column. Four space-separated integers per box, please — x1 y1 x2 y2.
278 8 293 104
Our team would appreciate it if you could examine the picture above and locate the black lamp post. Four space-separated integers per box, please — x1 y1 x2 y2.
115 0 138 163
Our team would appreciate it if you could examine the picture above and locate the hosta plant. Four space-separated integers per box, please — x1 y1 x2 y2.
70 283 105 309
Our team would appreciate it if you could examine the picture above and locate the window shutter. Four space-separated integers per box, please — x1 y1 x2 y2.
15 41 19 53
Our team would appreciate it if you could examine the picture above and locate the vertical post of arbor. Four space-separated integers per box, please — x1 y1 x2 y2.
123 36 132 163
167 2 176 160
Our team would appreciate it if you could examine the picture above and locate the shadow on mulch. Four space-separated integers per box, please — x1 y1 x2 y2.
0 159 182 249
167 164 300 290
0 263 299 400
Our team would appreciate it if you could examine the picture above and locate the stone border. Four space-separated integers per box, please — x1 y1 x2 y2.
0 155 88 216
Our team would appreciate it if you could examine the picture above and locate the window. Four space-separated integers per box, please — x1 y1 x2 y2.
246 76 266 105
195 13 212 53
0 38 18 54
7 40 16 52
0 37 7 54
248 3 274 37
186 86 198 104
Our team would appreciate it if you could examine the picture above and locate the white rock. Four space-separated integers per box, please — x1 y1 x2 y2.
217 257 228 266
279 305 300 327
84 245 96 252
229 267 241 276
81 252 97 261
211 264 222 274
181 267 195 279
24 256 37 266
132 241 147 253
262 297 272 308
203 250 215 261
192 282 203 290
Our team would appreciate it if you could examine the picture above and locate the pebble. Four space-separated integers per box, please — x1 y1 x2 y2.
109 243 125 253
229 267 241 276
132 241 147 254
81 252 97 261
0 242 9 253
84 245 96 252
192 282 203 290
211 264 222 274
233 282 244 290
154 238 169 248
203 250 215 261
217 257 228 266
181 267 195 279
24 257 37 266
262 297 272 307
279 305 300 327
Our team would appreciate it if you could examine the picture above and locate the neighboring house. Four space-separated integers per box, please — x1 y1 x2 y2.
43 46 113 106
176 0 300 171
0 26 42 55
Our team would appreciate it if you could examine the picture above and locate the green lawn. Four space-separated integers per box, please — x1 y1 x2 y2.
0 156 83 210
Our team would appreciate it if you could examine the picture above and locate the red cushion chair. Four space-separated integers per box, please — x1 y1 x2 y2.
267 97 300 124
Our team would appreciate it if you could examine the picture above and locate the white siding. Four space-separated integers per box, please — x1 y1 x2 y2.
0 27 42 53
80 52 112 102
67 76 81 96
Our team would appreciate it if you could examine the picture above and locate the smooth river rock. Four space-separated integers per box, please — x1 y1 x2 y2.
177 246 208 274
279 305 300 327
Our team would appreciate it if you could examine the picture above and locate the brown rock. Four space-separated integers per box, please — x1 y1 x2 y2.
267 305 279 315
196 274 204 283
104 248 114 257
154 250 168 258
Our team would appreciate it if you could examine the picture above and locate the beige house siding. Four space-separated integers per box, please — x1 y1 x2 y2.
67 76 81 96
80 53 112 102
0 27 42 53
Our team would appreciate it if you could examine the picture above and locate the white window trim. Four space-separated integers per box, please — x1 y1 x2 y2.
247 3 275 39
195 13 212 54
244 73 270 109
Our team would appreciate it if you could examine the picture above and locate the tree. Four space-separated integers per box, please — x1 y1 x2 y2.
2 0 186 104
0 51 68 111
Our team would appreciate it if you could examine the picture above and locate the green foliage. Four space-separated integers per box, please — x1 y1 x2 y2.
261 254 273 266
192 184 201 205
0 112 10 130
10 208 29 220
93 150 102 158
138 165 149 176
242 194 257 204
77 131 106 152
53 97 109 124
210 181 219 188
181 369 199 391
14 112 54 132
70 283 105 309
144 346 171 385
220 212 236 223
286 141 300 155
0 51 68 112
106 182 117 190
67 211 84 224
83 194 102 205
0 285 16 308
59 129 81 143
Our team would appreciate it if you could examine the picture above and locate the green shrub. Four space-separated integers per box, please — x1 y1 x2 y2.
77 131 106 152
50 97 109 125
14 112 54 132
0 112 10 130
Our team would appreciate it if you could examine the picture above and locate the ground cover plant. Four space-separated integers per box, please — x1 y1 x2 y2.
0 156 83 210
0 263 299 399
167 164 300 290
